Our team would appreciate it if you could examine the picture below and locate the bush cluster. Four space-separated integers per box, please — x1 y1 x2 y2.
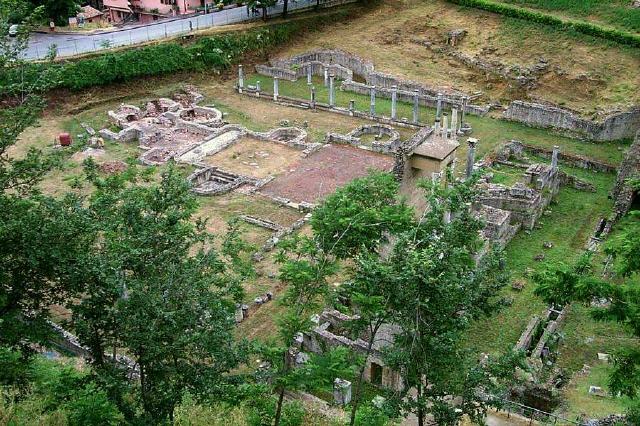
1 12 347 95
447 0 640 48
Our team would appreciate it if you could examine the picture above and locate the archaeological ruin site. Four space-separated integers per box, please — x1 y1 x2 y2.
4 0 640 424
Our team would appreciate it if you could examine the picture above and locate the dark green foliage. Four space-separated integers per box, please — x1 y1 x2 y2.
29 0 80 26
246 397 304 426
534 211 640 417
311 171 414 258
69 163 252 423
0 12 348 95
446 0 640 47
1 353 124 424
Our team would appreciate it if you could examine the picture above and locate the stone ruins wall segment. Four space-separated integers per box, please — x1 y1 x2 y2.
610 130 640 222
503 101 640 142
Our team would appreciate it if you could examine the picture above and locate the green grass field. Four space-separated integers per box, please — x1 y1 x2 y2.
462 167 617 357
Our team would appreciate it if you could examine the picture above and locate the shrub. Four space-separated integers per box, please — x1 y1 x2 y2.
245 396 305 426
65 383 124 426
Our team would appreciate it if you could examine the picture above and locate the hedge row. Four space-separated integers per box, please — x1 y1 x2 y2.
1 11 348 95
446 0 640 48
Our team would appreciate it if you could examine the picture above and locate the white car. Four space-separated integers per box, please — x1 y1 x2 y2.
8 24 19 37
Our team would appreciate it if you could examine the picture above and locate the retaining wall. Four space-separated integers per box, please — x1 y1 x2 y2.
503 101 640 142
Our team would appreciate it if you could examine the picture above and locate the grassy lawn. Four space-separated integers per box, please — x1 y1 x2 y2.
463 167 615 356
496 0 640 34
560 361 635 419
486 163 526 186
245 74 627 165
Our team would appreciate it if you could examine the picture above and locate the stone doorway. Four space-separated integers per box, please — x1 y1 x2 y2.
370 362 383 386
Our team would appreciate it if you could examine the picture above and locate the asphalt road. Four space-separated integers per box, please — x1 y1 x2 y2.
22 0 338 60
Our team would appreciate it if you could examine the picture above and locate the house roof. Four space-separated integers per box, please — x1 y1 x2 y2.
411 135 459 160
79 5 104 19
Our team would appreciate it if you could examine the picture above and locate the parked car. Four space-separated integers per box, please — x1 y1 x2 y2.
8 24 19 37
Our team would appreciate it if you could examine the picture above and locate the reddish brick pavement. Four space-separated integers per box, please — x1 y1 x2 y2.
261 144 394 203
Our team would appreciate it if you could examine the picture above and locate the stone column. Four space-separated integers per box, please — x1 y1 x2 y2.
450 108 458 141
442 113 448 138
237 65 244 93
412 90 420 124
443 209 451 224
273 77 279 101
310 86 316 109
551 145 560 171
370 85 376 116
434 117 441 135
349 99 355 116
323 67 329 87
255 80 261 98
436 92 443 120
391 85 398 120
328 74 335 107
466 137 478 179
459 96 468 134
307 65 312 85
333 378 352 406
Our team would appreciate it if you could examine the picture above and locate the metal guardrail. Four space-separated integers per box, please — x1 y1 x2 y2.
494 396 586 425
25 0 357 60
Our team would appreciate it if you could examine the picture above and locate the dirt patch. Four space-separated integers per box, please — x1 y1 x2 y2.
261 144 395 203
204 136 303 179
273 0 640 114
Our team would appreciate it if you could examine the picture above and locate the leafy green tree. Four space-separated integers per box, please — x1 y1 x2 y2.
344 251 400 426
65 383 124 426
311 171 414 259
535 209 640 416
0 0 92 368
69 163 252 423
267 234 340 425
29 0 80 26
380 177 509 426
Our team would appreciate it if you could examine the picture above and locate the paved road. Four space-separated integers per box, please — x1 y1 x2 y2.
23 0 351 60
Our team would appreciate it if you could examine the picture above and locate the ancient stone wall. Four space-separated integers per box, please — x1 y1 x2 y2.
302 310 403 391
503 101 640 142
610 130 640 221
497 140 616 173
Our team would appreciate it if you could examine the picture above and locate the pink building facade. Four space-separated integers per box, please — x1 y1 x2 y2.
104 0 207 24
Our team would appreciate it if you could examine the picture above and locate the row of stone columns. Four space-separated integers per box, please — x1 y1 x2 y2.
237 65 468 128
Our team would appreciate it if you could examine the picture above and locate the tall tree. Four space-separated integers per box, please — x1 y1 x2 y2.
269 234 339 425
381 177 509 426
0 0 91 365
344 251 399 426
311 171 413 259
29 0 80 26
305 171 413 425
535 203 640 421
69 163 252 423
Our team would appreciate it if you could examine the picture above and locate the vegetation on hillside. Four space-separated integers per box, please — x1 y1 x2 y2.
497 0 640 33
447 0 640 47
